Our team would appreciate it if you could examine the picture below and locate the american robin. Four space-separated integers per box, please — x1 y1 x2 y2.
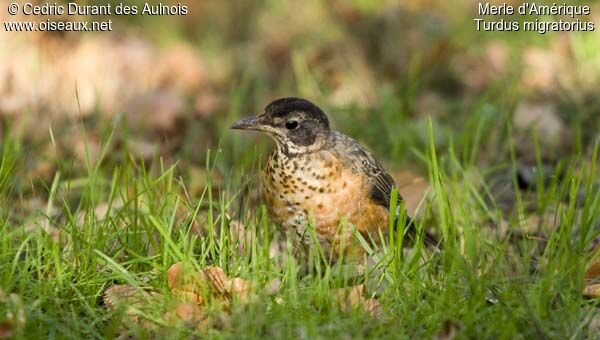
231 97 436 260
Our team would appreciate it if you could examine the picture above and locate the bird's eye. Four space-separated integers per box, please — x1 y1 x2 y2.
285 120 299 130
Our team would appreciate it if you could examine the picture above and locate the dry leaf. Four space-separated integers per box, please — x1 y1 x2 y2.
227 277 252 302
336 285 365 313
362 298 384 318
583 284 600 298
174 302 204 325
393 171 429 218
585 243 600 281
201 267 229 296
171 288 203 305
0 321 13 340
335 285 383 318
103 284 159 310
103 284 163 328
167 262 185 289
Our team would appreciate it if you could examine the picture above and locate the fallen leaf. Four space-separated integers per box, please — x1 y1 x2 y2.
174 302 204 325
0 321 13 340
362 298 384 318
201 266 229 296
103 284 160 310
583 284 600 298
393 171 429 218
336 285 365 313
585 243 600 281
167 262 185 290
227 277 252 302
171 287 203 305
335 285 384 318
103 284 163 327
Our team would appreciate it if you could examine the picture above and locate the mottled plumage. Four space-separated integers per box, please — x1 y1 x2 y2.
231 97 436 259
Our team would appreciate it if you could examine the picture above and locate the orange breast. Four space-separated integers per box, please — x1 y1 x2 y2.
263 150 389 258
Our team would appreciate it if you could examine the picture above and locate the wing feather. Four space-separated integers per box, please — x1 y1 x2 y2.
328 131 438 247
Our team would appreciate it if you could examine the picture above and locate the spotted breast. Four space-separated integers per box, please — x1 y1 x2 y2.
262 134 389 259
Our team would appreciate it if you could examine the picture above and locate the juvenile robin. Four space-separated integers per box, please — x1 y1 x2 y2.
231 97 436 260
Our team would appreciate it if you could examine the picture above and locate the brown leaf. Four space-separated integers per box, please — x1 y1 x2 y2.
393 171 429 218
201 266 229 296
336 285 365 313
103 284 160 310
174 302 204 325
583 284 600 298
335 285 384 318
167 262 185 290
171 288 203 305
585 243 600 282
0 321 13 340
362 298 384 318
227 277 252 302
103 284 162 327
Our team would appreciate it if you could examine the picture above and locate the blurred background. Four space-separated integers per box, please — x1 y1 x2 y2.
1 0 600 207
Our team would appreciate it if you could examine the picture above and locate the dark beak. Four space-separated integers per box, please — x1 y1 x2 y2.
230 116 265 131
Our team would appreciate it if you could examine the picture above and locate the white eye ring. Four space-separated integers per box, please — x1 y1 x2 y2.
285 120 299 130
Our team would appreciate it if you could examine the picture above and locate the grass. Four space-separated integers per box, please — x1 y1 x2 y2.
2 1 600 334
1 95 599 339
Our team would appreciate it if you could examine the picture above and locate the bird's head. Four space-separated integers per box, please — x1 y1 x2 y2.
231 97 330 155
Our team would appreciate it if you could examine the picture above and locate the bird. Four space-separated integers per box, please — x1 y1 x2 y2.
231 97 437 261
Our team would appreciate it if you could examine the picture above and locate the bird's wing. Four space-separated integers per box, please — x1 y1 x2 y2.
329 131 439 247
329 131 401 210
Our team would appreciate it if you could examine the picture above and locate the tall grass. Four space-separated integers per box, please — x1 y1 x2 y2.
0 100 599 338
